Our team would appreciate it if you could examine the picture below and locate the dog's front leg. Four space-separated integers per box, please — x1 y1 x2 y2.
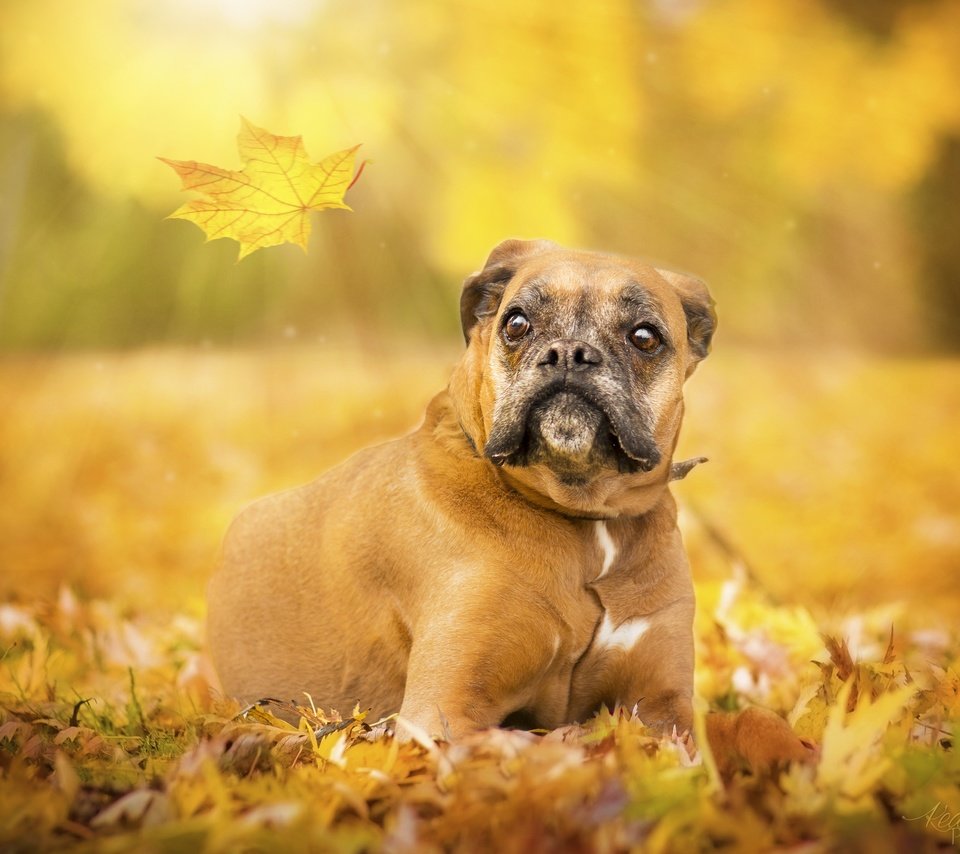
571 594 696 736
396 680 495 741
395 604 558 741
621 609 696 736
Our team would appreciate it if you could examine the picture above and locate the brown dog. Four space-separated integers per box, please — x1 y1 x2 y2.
208 239 780 753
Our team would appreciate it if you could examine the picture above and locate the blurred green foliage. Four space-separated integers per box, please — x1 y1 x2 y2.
0 0 958 350
0 111 454 348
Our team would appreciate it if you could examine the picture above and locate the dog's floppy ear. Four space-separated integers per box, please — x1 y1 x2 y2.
656 268 717 371
460 239 557 343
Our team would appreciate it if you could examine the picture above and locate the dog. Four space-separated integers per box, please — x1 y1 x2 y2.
208 239 812 766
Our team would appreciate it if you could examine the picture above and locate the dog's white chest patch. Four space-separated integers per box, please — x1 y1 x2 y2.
595 612 650 652
594 521 617 579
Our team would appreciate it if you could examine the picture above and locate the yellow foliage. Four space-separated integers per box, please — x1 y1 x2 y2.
2 569 957 848
675 0 960 191
816 682 916 805
4 0 957 279
0 346 956 850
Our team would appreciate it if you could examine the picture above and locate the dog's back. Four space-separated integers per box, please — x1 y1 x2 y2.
208 436 419 715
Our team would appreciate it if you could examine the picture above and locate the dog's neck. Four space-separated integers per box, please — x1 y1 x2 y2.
493 455 674 519
430 386 675 520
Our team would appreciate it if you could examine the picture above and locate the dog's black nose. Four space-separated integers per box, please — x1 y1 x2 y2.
538 339 603 371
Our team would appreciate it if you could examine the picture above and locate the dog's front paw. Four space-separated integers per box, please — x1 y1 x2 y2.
632 691 694 738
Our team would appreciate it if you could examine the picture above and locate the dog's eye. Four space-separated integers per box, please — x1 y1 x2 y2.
629 324 662 353
503 311 532 341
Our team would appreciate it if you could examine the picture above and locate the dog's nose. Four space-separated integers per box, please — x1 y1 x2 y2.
538 339 603 371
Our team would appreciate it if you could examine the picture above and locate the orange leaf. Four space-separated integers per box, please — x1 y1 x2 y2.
160 118 364 259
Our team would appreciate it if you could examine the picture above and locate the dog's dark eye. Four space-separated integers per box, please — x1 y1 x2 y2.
629 324 662 353
503 311 532 341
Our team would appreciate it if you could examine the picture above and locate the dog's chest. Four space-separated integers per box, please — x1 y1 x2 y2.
570 521 652 654
545 520 646 657
525 519 654 722
587 520 653 650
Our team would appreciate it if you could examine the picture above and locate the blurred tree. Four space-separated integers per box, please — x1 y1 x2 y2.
0 111 300 348
825 0 939 40
913 135 960 348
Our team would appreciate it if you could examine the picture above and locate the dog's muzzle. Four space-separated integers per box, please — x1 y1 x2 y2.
484 340 661 474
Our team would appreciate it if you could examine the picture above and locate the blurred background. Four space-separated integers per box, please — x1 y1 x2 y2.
0 0 958 621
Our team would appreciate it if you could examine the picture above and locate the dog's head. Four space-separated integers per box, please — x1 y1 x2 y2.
451 239 716 517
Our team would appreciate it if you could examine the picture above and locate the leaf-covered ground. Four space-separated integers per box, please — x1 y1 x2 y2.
1 347 959 851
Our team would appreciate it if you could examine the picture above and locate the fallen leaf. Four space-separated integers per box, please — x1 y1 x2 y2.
90 789 170 829
705 707 817 778
816 682 916 803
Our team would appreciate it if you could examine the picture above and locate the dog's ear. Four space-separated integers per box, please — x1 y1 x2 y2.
460 239 557 344
656 268 717 372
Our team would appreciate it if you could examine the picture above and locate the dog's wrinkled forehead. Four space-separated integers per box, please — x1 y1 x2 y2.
501 254 673 328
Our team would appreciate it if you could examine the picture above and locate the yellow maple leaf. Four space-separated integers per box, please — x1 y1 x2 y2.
816 681 916 805
160 118 365 259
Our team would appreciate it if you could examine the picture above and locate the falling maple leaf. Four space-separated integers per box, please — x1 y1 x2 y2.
160 118 365 259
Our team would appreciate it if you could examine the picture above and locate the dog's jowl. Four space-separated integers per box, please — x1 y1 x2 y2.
207 238 717 740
